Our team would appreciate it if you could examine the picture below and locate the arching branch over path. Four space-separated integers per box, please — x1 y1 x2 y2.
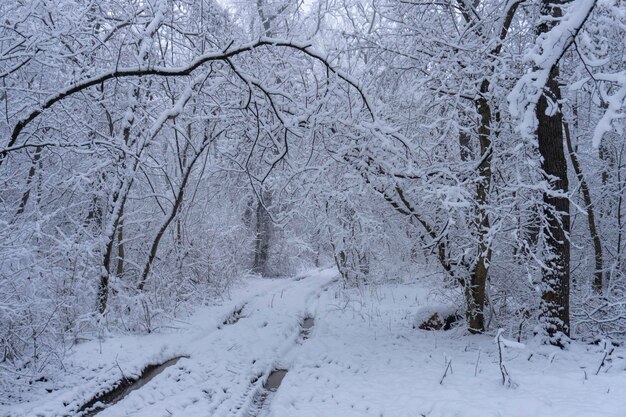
1 37 375 166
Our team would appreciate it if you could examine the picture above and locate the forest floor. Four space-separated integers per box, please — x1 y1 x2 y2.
4 268 626 417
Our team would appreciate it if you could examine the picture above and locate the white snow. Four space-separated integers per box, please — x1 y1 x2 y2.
508 0 596 140
413 303 461 328
4 269 626 417
3 270 336 417
592 71 626 148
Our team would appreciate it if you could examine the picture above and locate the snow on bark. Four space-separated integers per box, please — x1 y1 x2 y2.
508 0 596 139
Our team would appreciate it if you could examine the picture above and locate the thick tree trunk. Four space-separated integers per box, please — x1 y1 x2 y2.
536 61 570 342
458 85 493 334
463 88 493 333
466 92 493 334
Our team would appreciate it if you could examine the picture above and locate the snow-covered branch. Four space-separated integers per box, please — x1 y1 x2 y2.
508 0 596 138
1 37 374 164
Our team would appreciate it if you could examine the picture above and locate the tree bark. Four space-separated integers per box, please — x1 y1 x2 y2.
465 89 493 334
137 143 210 291
253 192 272 276
97 172 134 314
14 146 42 218
453 0 522 334
115 206 125 278
536 1 570 340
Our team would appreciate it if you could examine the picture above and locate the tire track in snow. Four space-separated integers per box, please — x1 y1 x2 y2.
91 270 336 417
241 291 327 417
217 273 333 417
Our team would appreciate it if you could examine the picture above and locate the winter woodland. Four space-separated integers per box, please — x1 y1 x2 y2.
1 0 626 413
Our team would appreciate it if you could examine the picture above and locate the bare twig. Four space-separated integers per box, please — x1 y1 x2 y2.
439 358 453 385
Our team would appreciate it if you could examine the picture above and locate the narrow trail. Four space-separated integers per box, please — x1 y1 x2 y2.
88 269 336 417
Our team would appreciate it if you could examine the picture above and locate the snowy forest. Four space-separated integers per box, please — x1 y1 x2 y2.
2 0 626 416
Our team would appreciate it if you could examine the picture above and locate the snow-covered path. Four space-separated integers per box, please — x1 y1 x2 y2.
5 269 336 417
6 270 626 417
94 270 335 417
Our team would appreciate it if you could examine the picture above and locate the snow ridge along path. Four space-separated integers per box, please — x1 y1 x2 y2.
5 268 337 417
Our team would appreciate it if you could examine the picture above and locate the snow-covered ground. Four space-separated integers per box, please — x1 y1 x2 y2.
4 268 626 417
275 282 626 417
